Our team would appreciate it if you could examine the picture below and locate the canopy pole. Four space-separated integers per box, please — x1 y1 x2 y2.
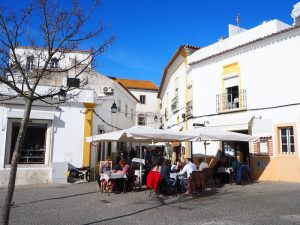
204 141 207 163
139 143 142 189
190 141 193 162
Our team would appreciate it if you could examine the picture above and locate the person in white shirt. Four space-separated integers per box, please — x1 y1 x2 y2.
178 158 197 193
198 158 209 171
178 158 197 178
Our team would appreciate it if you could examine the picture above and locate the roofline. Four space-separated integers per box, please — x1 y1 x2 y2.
113 80 140 103
110 77 159 91
189 24 300 66
157 45 200 99
16 45 92 54
126 87 158 91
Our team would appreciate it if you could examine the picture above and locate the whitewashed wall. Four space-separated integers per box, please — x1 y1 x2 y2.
160 56 188 130
188 21 300 157
129 89 160 128
13 47 91 69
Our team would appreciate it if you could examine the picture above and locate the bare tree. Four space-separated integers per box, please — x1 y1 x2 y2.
0 1 114 224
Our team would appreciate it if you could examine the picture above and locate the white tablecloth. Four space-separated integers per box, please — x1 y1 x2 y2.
100 173 127 182
170 173 178 180
217 167 232 174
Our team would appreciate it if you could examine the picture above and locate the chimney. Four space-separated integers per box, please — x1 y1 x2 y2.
291 2 300 25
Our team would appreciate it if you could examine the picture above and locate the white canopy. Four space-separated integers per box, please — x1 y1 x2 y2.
86 126 195 143
181 127 259 142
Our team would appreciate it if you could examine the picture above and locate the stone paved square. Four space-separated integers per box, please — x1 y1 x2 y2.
1 181 300 225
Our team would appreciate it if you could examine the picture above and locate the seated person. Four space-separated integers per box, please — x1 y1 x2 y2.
178 158 197 193
151 157 164 172
98 160 111 189
198 158 209 171
114 159 134 193
160 159 176 193
100 160 111 173
213 157 230 184
172 157 186 172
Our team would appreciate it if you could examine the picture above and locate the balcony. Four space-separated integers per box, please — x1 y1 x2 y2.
186 100 193 118
216 89 247 113
171 95 179 113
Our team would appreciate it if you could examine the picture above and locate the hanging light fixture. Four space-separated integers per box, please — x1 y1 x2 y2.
111 102 117 113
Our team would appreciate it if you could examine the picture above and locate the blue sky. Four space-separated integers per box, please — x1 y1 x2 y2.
2 0 299 86
96 0 298 86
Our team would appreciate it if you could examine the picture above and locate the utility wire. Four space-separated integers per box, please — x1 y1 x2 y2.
92 109 122 130
165 102 300 129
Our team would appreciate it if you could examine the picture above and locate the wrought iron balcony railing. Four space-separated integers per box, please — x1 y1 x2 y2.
186 100 193 118
216 89 247 113
171 95 179 112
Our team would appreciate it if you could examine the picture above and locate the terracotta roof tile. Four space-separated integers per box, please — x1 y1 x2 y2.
112 78 159 91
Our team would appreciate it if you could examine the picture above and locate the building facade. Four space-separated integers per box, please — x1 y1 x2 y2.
159 15 300 182
0 48 138 185
112 78 161 128
158 45 200 160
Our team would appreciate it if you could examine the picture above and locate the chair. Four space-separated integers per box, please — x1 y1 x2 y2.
100 178 113 195
145 171 163 197
127 175 138 192
188 171 206 195
99 161 112 172
202 168 216 190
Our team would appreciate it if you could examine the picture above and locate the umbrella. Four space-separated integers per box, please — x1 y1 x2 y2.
86 126 196 188
181 127 259 162
86 125 195 143
181 127 259 142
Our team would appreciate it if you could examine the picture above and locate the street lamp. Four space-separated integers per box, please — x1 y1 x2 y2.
111 102 117 113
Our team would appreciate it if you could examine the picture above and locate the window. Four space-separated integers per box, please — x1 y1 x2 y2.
50 57 59 69
26 56 34 70
131 108 133 120
118 99 121 112
10 123 47 164
280 127 295 154
174 78 179 96
140 95 146 104
138 114 146 126
226 85 239 109
125 104 128 117
259 142 268 154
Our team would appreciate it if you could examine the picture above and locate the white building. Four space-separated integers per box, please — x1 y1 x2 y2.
158 45 200 159
159 4 300 182
111 78 161 128
0 48 138 185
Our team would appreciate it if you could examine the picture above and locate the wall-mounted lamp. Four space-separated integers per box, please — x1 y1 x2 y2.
111 102 117 113
181 113 186 120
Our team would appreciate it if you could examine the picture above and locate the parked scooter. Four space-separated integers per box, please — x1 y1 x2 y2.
67 166 91 183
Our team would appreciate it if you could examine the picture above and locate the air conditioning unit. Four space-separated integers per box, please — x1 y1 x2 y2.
103 86 113 94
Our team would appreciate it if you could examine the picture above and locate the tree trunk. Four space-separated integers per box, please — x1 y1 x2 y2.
0 99 33 225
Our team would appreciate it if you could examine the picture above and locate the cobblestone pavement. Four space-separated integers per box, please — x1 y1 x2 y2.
1 181 300 225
